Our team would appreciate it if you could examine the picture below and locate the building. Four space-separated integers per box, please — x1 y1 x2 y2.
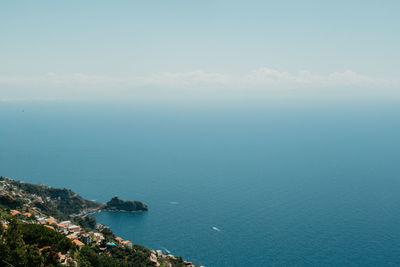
72 239 84 248
44 225 55 231
68 225 81 235
10 210 21 216
46 217 56 225
92 232 105 245
66 234 78 240
81 233 92 245
59 221 71 227
122 240 133 248
150 253 160 267
38 218 47 224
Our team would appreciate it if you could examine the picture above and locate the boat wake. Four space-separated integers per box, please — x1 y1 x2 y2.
212 226 221 232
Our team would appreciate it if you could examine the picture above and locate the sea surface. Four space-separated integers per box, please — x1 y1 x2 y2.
1 101 400 266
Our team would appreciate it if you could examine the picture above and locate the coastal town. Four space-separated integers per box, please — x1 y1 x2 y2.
0 176 197 267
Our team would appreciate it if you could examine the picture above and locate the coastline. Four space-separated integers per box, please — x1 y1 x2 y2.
0 176 198 267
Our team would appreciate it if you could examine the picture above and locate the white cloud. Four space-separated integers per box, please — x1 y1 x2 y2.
0 68 393 88
133 70 232 87
241 68 392 88
0 68 397 101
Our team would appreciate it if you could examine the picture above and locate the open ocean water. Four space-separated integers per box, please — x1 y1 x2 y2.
1 101 400 266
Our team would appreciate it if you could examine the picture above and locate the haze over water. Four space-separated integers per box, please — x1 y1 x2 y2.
1 100 400 266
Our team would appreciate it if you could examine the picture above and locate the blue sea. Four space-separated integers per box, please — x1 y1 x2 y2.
1 100 400 266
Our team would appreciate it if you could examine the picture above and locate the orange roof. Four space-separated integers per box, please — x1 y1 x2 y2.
72 239 84 247
66 234 78 240
44 225 55 231
115 236 123 242
39 246 52 252
122 240 131 244
22 212 32 217
10 210 21 216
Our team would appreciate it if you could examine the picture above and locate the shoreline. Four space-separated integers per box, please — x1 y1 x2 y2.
0 176 198 267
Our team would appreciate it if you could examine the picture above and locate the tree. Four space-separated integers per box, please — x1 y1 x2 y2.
3 219 27 266
26 245 44 267
42 247 59 267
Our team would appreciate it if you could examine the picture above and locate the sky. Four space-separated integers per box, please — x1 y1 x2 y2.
0 0 399 103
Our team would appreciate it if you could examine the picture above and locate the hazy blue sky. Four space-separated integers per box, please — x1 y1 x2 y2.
1 0 399 102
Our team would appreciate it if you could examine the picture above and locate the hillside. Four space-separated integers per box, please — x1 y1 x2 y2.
0 176 196 267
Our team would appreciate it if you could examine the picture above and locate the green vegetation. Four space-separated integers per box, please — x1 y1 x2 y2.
100 228 115 242
1 177 103 219
78 244 153 267
0 195 24 209
0 218 75 267
75 216 97 230
0 215 157 267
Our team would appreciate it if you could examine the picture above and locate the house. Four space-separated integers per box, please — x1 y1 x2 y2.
122 240 133 248
69 228 81 234
57 223 67 231
92 232 105 245
68 225 80 231
38 218 47 224
150 253 160 267
66 234 78 240
166 254 176 260
46 217 57 225
35 196 44 203
10 210 21 216
59 221 71 227
58 252 67 264
68 225 81 234
72 239 85 248
59 227 69 235
115 236 123 243
44 225 55 231
95 223 109 231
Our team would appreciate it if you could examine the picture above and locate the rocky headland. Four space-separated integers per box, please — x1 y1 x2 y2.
104 196 148 212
